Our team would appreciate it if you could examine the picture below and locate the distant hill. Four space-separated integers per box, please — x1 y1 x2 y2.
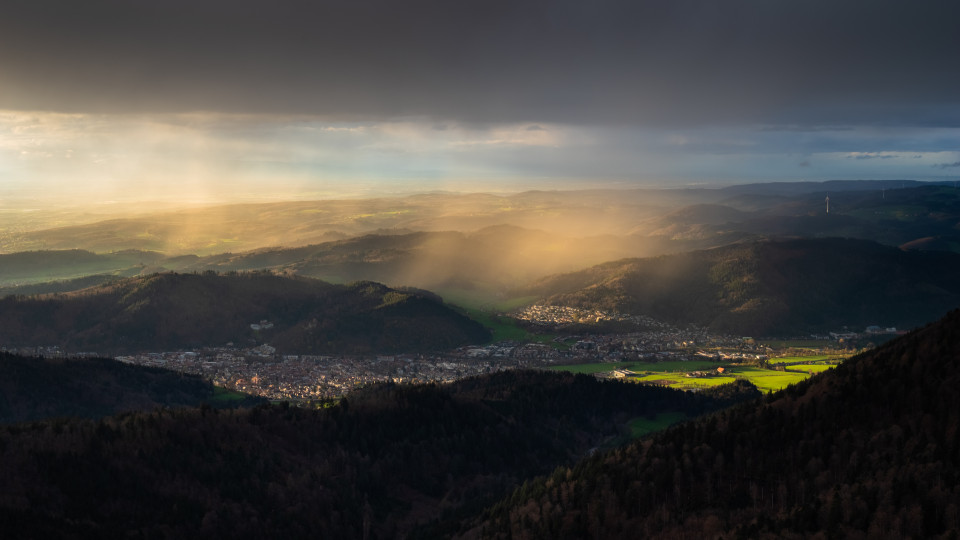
632 184 960 250
12 183 943 256
465 309 960 539
0 272 490 354
0 228 656 303
0 273 121 298
168 227 651 299
1 190 694 254
0 370 759 538
734 185 960 247
527 237 960 335
5 183 959 304
0 249 159 287
0 352 262 424
719 179 945 196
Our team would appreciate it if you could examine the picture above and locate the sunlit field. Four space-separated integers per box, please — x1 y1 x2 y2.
549 358 845 393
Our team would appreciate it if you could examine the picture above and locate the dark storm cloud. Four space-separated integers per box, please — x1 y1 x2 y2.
1 0 958 126
851 154 897 160
935 162 960 169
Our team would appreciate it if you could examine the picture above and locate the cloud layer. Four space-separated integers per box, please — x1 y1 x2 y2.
2 0 958 127
2 111 957 207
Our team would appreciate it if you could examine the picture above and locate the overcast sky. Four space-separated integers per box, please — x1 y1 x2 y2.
1 0 958 203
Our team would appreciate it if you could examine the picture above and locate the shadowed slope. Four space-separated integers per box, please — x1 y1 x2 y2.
465 309 960 538
0 352 263 424
528 237 960 335
0 272 489 354
0 371 759 539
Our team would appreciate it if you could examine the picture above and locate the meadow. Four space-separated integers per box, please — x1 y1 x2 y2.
455 305 564 348
767 354 837 364
549 359 840 393
757 339 832 349
627 412 691 438
548 360 727 375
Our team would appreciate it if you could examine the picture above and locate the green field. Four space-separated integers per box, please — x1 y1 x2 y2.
634 373 738 389
454 305 562 348
209 386 248 403
627 412 690 438
548 362 637 374
599 411 692 449
549 360 723 375
758 339 832 349
725 367 810 393
769 354 846 364
460 307 531 342
440 289 536 312
549 359 838 393
786 364 836 374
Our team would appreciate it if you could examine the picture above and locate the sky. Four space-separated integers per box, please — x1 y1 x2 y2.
1 0 959 204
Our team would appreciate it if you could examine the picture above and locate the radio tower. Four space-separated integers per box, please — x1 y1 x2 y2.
825 196 830 214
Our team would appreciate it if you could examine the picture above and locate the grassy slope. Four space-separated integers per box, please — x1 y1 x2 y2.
549 359 833 393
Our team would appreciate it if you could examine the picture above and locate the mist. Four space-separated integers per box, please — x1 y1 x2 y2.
0 189 732 302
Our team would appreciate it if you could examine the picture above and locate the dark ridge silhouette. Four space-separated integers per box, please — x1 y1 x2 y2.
0 272 490 354
463 309 960 539
0 370 759 539
0 352 263 424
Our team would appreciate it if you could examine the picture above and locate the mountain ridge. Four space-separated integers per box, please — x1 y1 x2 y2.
0 352 263 424
0 272 490 354
526 237 960 335
0 370 760 538
464 308 960 538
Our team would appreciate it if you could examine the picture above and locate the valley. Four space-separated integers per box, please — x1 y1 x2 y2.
7 302 857 401
3 182 959 303
4 3 959 536
0 182 947 402
1 181 958 538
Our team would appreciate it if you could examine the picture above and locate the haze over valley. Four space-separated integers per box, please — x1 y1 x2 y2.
2 1 959 538
2 180 958 407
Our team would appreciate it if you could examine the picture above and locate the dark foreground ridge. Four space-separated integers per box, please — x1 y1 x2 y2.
0 370 758 539
463 309 960 539
0 271 490 354
0 353 264 424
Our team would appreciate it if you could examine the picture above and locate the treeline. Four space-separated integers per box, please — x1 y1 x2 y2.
0 273 120 298
0 353 263 424
0 370 759 539
465 309 960 539
0 272 490 354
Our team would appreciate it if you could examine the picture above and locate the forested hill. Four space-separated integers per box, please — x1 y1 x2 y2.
465 309 960 539
0 272 490 354
0 371 760 539
526 237 960 336
0 353 263 424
